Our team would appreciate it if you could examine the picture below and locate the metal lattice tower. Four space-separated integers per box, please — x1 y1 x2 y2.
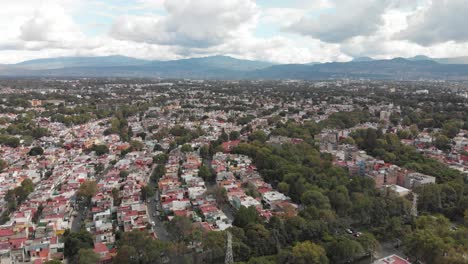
225 231 233 264
411 193 418 217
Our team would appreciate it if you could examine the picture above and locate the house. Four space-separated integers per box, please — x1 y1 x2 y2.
94 243 112 264
262 191 289 208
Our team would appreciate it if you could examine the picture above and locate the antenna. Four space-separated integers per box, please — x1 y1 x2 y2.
225 231 233 264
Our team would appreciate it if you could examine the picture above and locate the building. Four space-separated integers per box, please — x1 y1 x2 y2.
404 172 436 189
30 99 42 107
373 254 411 264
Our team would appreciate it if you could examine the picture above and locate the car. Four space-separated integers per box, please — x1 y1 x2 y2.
151 221 155 226
345 228 353 234
153 212 156 217
354 232 362 237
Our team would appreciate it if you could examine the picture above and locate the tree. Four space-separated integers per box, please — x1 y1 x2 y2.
229 131 240 140
233 206 259 228
63 229 94 259
136 132 147 140
151 165 166 182
180 144 193 153
287 241 329 264
301 190 331 210
114 230 169 264
44 260 62 264
404 229 447 264
91 144 109 156
119 170 130 179
94 163 105 175
327 236 364 263
21 178 34 194
0 159 6 172
112 188 120 206
442 120 460 138
77 248 99 264
28 146 44 156
199 144 211 159
206 186 228 206
166 216 195 242
153 154 168 165
141 185 155 201
198 164 213 182
249 130 267 143
434 135 451 151
356 233 380 259
77 181 98 199
130 140 144 151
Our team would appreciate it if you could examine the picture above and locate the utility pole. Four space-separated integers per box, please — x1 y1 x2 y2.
225 231 233 264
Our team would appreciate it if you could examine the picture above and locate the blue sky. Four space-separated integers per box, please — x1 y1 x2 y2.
0 0 467 64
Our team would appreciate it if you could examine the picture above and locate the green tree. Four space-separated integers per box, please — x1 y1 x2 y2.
141 185 155 201
181 144 193 152
166 216 195 242
151 165 166 182
119 170 130 179
248 131 268 143
130 140 144 151
327 236 364 263
301 190 331 210
198 164 213 181
114 230 169 264
28 146 44 156
233 206 259 228
77 248 99 264
63 229 94 259
434 134 451 151
91 144 109 156
229 131 240 140
77 181 98 199
288 241 329 264
152 154 168 165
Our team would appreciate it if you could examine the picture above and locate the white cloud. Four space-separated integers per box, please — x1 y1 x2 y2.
1 0 468 64
396 0 468 46
286 0 394 43
110 0 258 48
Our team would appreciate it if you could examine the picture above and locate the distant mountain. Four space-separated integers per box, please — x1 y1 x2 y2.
352 57 374 62
435 56 468 64
3 55 468 80
407 55 433 61
407 55 468 65
14 55 149 70
249 58 468 80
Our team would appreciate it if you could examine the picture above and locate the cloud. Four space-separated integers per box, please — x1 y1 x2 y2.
110 0 258 48
286 0 393 43
0 0 98 53
396 0 468 46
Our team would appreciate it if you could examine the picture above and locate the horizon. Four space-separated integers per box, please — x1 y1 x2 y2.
1 0 468 64
9 53 468 66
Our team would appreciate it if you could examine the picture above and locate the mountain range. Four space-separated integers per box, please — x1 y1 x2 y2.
2 55 468 80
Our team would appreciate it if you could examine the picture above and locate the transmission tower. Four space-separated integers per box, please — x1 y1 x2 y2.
225 231 234 264
411 193 418 217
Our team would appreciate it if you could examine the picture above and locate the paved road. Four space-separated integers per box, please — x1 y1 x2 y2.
147 164 172 241
70 163 110 232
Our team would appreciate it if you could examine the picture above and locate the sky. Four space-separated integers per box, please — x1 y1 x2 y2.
0 0 467 64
